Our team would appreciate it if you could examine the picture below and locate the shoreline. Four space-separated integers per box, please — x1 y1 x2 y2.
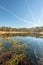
0 31 43 38
0 31 28 34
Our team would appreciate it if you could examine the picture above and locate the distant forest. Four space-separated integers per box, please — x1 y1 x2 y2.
0 26 43 32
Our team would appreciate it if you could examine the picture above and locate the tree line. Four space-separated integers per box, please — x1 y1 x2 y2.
0 26 43 32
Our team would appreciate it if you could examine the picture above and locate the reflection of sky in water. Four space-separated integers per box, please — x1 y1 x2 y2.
0 38 13 54
0 36 43 58
12 36 43 47
12 36 43 57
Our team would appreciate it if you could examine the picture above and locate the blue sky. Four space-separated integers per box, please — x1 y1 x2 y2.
0 0 43 28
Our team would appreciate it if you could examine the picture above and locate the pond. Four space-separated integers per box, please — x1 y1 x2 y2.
0 36 43 65
12 36 43 64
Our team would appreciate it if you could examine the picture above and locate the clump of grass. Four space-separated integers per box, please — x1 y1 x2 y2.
6 53 26 65
0 43 3 51
3 39 28 65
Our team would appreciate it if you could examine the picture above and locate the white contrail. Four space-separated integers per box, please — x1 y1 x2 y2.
25 0 43 26
38 8 43 23
35 7 43 26
25 0 36 23
0 5 33 25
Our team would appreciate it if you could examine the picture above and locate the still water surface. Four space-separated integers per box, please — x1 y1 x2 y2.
0 36 43 63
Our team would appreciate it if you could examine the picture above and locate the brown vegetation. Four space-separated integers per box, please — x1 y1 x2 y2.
0 39 39 65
